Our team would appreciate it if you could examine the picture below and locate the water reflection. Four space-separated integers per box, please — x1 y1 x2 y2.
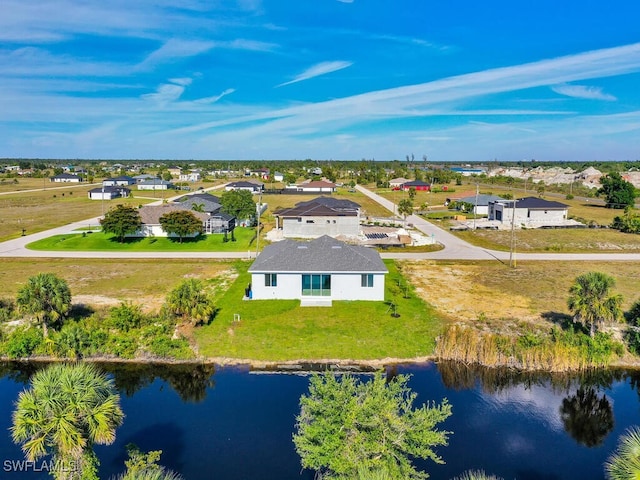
96 362 217 402
560 386 614 447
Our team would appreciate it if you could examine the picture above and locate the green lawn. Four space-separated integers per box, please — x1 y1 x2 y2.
194 260 445 361
27 227 258 252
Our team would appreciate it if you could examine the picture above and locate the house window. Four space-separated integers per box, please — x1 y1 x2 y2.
361 274 374 287
265 274 277 287
302 274 331 296
306 220 315 223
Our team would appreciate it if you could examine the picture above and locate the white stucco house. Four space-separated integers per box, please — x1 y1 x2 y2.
88 186 130 200
453 194 506 216
225 181 264 193
488 197 569 226
137 179 174 191
133 205 209 238
248 236 387 305
50 173 82 183
179 172 201 182
273 197 361 238
103 176 136 187
285 180 337 193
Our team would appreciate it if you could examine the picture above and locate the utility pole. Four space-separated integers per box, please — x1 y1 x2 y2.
255 190 262 258
473 183 479 230
509 199 517 268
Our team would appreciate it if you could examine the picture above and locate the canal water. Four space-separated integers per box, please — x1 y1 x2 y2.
1 361 639 479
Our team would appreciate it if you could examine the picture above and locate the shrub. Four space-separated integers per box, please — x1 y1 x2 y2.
54 322 91 358
109 302 146 332
3 327 44 358
0 298 16 323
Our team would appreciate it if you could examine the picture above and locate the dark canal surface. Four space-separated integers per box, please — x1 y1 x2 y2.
1 361 640 479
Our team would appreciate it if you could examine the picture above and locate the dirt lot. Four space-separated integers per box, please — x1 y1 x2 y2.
402 259 640 334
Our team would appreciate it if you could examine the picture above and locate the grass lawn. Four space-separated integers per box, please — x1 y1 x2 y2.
194 260 445 361
27 227 258 252
0 189 154 242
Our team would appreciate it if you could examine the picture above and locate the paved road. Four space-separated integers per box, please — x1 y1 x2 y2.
1 183 640 261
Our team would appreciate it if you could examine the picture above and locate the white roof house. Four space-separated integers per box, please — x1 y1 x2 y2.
248 236 387 305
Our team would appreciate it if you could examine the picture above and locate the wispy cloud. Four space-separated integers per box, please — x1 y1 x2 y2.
137 39 215 70
142 78 192 105
551 83 617 101
175 42 640 136
336 0 354 3
194 88 236 104
277 61 353 87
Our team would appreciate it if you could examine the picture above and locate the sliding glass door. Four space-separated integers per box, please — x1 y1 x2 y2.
301 274 331 296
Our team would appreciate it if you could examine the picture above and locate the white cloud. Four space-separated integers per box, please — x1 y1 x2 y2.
137 39 215 70
194 88 236 104
336 0 354 3
277 61 353 87
551 83 617 101
142 79 190 104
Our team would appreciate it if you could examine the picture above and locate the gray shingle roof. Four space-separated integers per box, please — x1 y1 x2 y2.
515 197 568 209
249 236 387 273
295 196 360 210
458 194 505 206
138 205 209 225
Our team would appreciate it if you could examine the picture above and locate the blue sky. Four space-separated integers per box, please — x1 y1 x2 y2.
2 0 640 161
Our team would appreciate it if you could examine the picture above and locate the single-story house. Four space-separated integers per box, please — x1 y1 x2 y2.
103 176 136 187
137 179 174 191
389 177 411 188
167 167 182 177
179 172 201 182
225 181 264 193
88 186 131 200
50 173 82 183
453 194 506 216
133 205 210 238
248 235 387 304
273 172 284 182
400 180 430 191
133 174 157 183
285 180 337 193
489 197 569 225
273 197 361 238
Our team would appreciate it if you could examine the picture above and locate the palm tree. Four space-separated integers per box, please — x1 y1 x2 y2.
165 278 215 326
115 468 183 480
567 272 623 337
16 273 72 337
11 363 124 480
605 426 640 480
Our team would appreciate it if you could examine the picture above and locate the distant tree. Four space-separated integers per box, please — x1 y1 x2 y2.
293 371 451 480
605 426 640 480
220 189 256 222
159 210 204 243
398 199 414 225
611 207 640 234
162 171 173 182
567 272 623 336
165 279 215 326
598 172 636 209
101 205 142 242
408 187 417 201
284 173 297 184
16 273 71 337
11 363 124 480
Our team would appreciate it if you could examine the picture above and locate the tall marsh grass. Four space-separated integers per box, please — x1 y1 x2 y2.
435 324 624 372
